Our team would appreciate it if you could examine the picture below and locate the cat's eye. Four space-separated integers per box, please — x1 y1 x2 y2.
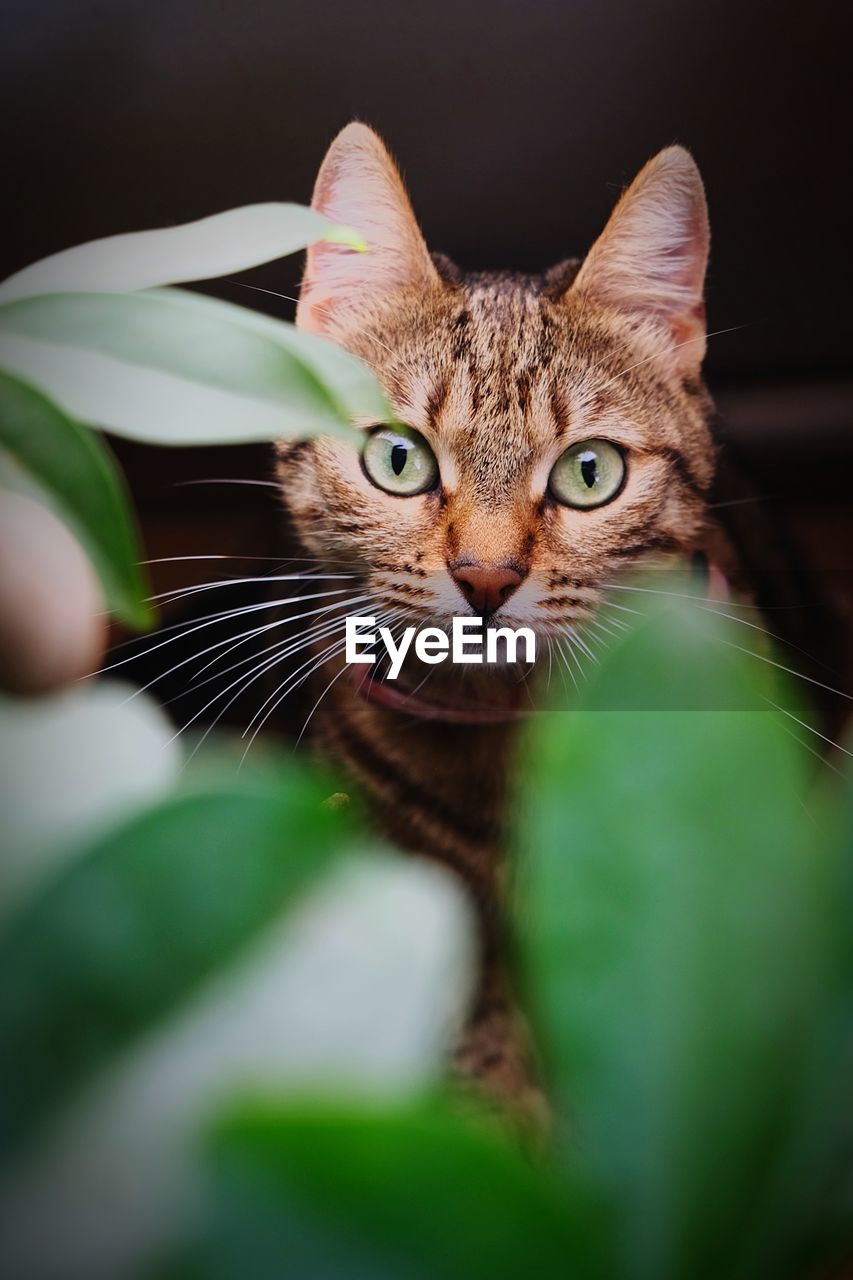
548 439 626 509
362 425 439 497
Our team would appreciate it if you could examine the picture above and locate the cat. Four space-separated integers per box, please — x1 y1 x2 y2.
278 122 738 1109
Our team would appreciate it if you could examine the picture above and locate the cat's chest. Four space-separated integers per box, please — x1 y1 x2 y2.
313 680 516 906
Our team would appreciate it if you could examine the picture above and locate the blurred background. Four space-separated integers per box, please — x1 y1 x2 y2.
2 0 851 709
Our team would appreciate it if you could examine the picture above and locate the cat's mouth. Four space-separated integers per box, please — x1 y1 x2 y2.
343 562 731 724
349 663 528 724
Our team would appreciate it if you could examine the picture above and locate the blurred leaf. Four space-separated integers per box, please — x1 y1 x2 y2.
587 573 786 713
0 203 365 304
0 369 152 627
156 286 390 424
516 597 842 1279
203 855 477 1095
0 859 476 1280
194 1100 608 1280
0 766 350 1161
0 288 388 445
0 682 180 917
729 770 853 1277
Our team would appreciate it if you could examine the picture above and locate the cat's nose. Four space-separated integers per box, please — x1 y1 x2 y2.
450 562 525 615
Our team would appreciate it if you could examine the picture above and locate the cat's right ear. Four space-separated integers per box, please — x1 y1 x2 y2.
297 123 439 335
567 147 710 376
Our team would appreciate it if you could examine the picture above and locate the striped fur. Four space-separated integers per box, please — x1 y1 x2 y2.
279 124 726 1109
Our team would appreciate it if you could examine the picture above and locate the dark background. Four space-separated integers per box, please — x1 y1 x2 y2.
3 0 852 378
2 0 851 709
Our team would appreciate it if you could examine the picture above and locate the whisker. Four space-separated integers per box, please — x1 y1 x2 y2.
116 591 374 708
556 638 582 692
99 588 356 672
236 635 349 768
241 638 345 751
764 698 853 762
580 622 611 657
102 595 289 653
166 611 358 708
139 553 367 569
95 563 335 616
568 625 599 665
552 640 572 697
295 660 350 748
707 495 774 510
773 720 846 781
189 600 359 683
604 581 773 613
591 324 747 388
605 580 836 618
185 617 357 762
239 603 400 762
600 597 648 619
713 633 852 705
182 608 376 765
603 581 851 706
170 478 280 490
171 611 360 753
240 625 358 740
586 614 628 642
241 605 396 744
177 639 305 756
141 554 293 565
693 601 844 679
148 571 356 608
223 279 423 386
223 280 301 306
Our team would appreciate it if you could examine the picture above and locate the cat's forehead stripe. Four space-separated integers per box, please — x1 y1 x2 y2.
344 260 714 506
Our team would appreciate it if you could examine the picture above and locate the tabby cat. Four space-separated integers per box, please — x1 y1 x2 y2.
279 123 734 1107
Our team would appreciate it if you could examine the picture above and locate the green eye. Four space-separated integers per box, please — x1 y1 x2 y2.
548 439 626 509
362 425 439 496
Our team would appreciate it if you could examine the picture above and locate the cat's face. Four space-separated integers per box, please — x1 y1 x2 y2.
281 125 715 693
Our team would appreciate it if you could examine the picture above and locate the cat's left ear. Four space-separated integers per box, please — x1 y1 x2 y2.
297 122 439 336
569 147 710 376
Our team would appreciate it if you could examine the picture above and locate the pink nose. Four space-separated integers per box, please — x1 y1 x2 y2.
450 562 525 615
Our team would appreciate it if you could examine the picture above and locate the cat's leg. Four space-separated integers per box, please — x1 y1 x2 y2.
451 962 550 1136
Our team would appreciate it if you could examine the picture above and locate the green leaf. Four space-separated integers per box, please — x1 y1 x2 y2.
0 288 388 445
0 369 151 627
196 1100 608 1280
516 598 843 1279
0 682 180 917
0 858 476 1280
729 771 853 1277
0 203 366 304
156 286 390 425
581 572 793 714
0 766 350 1162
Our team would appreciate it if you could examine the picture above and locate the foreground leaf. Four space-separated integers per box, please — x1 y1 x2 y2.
517 599 844 1279
0 767 350 1160
0 287 389 444
193 1100 607 1280
0 682 179 917
0 204 365 304
0 860 476 1280
156 286 389 425
732 770 853 1276
0 370 151 626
